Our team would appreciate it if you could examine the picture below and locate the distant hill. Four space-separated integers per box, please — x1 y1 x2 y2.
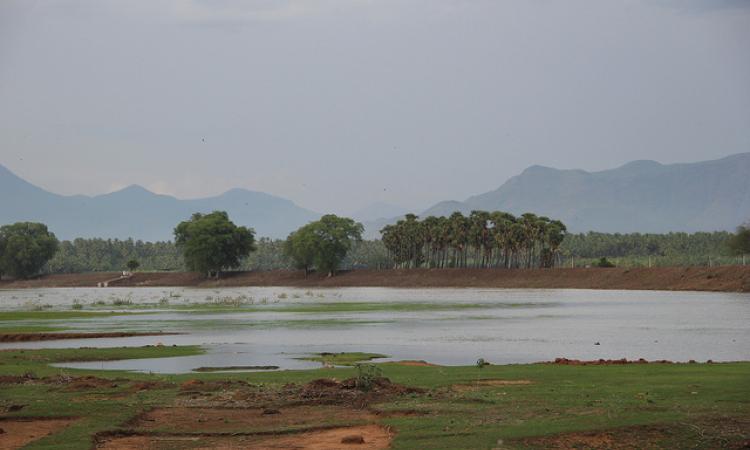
365 153 750 236
0 165 319 241
4 153 749 241
351 202 409 223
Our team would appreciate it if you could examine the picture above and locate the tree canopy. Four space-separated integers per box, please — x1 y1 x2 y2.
728 224 750 256
0 222 59 279
284 227 317 276
174 211 256 277
284 214 363 276
380 211 566 269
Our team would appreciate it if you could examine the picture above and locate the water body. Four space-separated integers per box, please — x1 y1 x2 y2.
1 287 748 373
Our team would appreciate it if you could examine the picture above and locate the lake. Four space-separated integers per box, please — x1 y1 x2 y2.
1 287 748 373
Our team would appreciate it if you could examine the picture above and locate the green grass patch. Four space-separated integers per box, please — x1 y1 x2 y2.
0 325 68 333
298 352 389 366
0 310 136 321
0 345 204 378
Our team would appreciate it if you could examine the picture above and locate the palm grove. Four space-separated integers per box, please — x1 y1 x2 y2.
381 211 567 269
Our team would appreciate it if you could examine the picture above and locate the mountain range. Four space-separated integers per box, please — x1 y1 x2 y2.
0 164 318 241
368 152 749 236
1 153 748 241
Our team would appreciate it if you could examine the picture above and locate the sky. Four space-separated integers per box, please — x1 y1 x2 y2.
1 0 749 215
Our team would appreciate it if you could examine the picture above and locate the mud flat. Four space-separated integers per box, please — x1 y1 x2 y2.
2 266 750 292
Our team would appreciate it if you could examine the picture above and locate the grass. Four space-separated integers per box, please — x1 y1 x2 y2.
0 345 204 372
1 346 748 449
0 310 136 321
298 352 389 366
0 325 68 333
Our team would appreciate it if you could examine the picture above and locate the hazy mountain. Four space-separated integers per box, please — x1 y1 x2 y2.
0 164 319 241
352 202 409 223
365 153 750 236
4 153 748 241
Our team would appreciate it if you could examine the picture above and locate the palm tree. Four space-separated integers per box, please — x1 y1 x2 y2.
380 210 566 269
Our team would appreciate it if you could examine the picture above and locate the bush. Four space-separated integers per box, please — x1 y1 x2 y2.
595 257 616 268
354 363 383 391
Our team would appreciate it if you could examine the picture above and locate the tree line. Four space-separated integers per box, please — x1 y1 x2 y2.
380 211 567 269
561 230 740 267
1 216 749 279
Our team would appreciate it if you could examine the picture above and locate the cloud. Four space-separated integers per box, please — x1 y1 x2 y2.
146 180 176 196
167 0 313 23
116 0 375 25
653 0 750 14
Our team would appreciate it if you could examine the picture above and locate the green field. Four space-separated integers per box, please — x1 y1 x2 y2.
0 346 748 449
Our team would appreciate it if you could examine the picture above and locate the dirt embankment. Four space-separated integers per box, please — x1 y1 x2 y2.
1 266 749 292
0 332 179 343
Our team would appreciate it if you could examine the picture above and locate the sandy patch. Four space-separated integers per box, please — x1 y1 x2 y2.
132 406 377 433
0 418 76 449
97 425 393 450
387 360 439 367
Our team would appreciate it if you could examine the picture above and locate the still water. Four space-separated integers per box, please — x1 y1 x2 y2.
1 287 748 373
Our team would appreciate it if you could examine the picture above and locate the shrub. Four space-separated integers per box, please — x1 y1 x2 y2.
595 257 616 268
354 363 383 391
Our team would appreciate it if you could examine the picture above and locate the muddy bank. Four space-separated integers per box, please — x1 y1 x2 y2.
1 266 749 292
549 357 715 365
0 332 179 343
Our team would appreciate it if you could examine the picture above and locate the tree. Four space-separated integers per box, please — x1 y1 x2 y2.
284 227 317 276
0 222 59 279
728 223 750 256
173 211 256 278
126 259 140 272
286 215 363 276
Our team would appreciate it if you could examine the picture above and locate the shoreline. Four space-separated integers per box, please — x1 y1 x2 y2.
1 266 749 292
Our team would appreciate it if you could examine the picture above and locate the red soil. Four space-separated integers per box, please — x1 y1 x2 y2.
2 266 749 292
0 332 178 343
550 358 677 365
97 425 394 450
0 418 77 450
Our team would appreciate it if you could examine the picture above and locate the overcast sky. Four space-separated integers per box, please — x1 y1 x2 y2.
1 0 749 215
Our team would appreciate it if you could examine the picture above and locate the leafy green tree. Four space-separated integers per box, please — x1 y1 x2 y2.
728 224 750 256
286 214 363 276
284 227 318 276
0 222 59 279
173 211 256 278
126 259 140 272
